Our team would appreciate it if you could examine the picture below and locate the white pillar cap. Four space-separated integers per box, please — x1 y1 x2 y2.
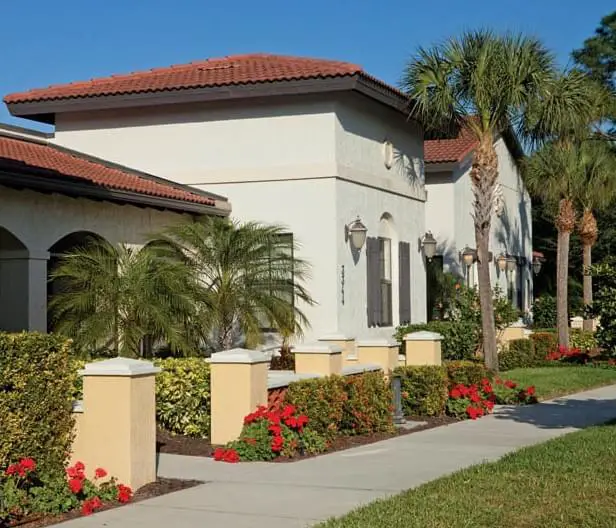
207 348 270 364
293 343 343 354
79 357 161 377
404 331 444 341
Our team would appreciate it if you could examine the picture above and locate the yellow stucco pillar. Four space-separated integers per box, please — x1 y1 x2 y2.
73 358 160 491
318 334 356 365
209 348 269 446
293 343 342 376
356 338 400 375
404 331 443 366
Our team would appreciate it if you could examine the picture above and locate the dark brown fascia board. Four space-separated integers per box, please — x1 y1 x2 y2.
0 167 229 217
424 161 459 172
7 74 415 125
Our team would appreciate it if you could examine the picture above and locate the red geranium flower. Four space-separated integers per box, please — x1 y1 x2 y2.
213 448 226 461
268 424 282 436
504 380 517 390
470 392 482 403
117 484 133 503
74 461 85 472
526 386 536 396
449 387 462 399
271 436 284 453
281 405 296 419
20 458 36 473
69 478 83 494
223 449 240 463
94 467 107 479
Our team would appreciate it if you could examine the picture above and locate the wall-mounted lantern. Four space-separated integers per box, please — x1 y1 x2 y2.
532 256 543 275
496 253 508 272
506 256 517 273
460 246 477 267
345 216 368 251
421 232 437 261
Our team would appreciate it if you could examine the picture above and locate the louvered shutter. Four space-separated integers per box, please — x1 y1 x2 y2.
399 241 411 324
366 237 380 326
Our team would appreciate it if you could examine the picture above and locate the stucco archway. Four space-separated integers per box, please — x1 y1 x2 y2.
47 231 109 332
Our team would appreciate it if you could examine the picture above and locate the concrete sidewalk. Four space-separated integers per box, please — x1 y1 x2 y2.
61 384 616 527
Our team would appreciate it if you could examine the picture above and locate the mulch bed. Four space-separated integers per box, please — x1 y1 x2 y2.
156 415 459 462
6 478 202 528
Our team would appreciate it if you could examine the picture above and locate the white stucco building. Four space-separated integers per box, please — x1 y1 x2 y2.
424 127 534 316
0 123 229 333
6 54 428 342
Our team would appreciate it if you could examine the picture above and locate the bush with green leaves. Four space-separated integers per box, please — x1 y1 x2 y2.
498 339 540 371
531 295 557 329
569 329 598 352
394 321 479 361
283 372 393 440
393 366 449 416
589 259 616 355
529 331 558 359
154 358 211 438
395 283 518 361
444 360 492 385
0 333 75 474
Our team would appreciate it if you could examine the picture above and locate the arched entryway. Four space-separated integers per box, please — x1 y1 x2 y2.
0 227 47 332
47 231 108 332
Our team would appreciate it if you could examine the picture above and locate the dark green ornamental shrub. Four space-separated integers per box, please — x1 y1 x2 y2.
498 339 538 371
532 295 557 329
393 366 449 416
445 360 492 385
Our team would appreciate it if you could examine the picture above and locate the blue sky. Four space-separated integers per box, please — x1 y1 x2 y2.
2 0 612 131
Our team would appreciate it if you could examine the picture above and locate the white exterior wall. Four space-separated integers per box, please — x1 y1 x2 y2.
52 93 427 342
424 137 533 311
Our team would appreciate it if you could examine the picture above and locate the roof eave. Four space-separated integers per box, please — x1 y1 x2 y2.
0 167 230 216
7 74 417 124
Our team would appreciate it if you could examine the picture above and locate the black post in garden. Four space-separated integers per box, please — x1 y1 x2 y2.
391 374 405 425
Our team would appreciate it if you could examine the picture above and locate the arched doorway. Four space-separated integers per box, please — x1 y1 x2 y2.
0 227 43 332
47 231 107 332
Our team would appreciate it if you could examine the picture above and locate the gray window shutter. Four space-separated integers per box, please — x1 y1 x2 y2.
366 237 380 326
399 241 411 324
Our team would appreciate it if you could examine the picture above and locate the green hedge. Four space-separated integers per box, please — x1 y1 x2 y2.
499 339 540 371
569 329 598 352
393 366 449 416
445 360 492 385
529 332 558 359
284 371 394 440
394 321 479 361
154 358 211 438
0 333 75 473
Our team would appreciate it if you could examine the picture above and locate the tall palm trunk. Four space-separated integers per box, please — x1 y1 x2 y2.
579 208 598 332
471 135 499 371
556 199 576 347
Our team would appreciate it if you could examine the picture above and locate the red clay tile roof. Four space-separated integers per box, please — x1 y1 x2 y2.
424 127 479 164
4 54 378 104
0 134 216 207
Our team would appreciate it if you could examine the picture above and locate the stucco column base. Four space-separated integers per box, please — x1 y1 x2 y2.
73 358 160 491
293 343 342 376
318 335 356 366
404 331 443 366
498 323 527 345
209 349 269 445
356 338 399 375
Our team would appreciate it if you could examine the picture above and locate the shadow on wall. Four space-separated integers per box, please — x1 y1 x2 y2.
493 396 616 430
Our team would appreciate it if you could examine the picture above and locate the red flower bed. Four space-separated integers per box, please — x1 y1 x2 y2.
447 377 536 419
215 404 323 462
546 345 589 364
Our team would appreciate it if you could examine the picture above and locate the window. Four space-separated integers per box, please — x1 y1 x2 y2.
379 237 393 326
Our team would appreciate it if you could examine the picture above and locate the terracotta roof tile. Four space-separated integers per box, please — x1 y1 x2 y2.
0 135 216 207
4 54 367 104
424 127 478 164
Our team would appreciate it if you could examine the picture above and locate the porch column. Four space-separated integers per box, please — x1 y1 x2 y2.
0 250 49 332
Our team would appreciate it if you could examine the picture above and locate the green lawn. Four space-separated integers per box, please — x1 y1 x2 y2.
505 366 616 400
318 421 616 528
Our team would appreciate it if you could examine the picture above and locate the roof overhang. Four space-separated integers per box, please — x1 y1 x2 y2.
0 162 231 216
7 75 414 125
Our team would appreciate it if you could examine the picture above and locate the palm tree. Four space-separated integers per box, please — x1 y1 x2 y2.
524 141 615 342
576 142 616 331
152 217 315 351
49 238 200 357
401 31 557 370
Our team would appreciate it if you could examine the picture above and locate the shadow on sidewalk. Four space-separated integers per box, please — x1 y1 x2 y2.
493 397 616 429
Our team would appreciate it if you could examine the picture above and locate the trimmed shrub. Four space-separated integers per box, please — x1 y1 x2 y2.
283 372 393 440
154 358 211 438
395 321 479 361
0 333 75 474
569 329 598 352
529 331 558 359
445 360 492 385
499 339 538 371
532 295 557 329
394 366 449 416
